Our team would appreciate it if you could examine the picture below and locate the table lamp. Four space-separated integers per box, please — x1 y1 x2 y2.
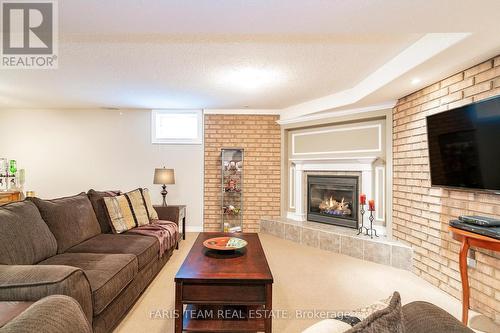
153 168 175 206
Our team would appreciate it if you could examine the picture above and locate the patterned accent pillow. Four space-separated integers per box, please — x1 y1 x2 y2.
125 189 150 226
335 294 392 326
344 292 404 333
103 195 136 233
141 188 158 220
351 294 392 321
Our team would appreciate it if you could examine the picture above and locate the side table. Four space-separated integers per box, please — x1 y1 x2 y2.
448 225 500 325
154 205 186 242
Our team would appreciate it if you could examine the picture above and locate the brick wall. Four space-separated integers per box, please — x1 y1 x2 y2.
393 55 500 322
204 114 281 232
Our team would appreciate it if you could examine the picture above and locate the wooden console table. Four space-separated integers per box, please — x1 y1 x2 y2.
0 191 21 205
448 226 500 325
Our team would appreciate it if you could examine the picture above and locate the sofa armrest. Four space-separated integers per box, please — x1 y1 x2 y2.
154 206 179 223
0 295 92 333
402 301 474 333
0 265 93 323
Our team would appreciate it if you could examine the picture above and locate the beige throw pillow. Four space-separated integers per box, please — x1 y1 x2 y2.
141 188 159 220
125 189 150 226
104 195 136 233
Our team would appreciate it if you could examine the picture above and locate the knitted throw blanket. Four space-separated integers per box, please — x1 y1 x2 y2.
128 220 179 257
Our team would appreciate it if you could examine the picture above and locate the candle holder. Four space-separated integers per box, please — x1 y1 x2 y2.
367 209 379 239
357 203 367 235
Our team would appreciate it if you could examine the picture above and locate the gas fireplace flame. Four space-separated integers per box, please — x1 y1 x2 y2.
319 197 352 216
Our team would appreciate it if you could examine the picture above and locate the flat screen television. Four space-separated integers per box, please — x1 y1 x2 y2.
426 95 500 192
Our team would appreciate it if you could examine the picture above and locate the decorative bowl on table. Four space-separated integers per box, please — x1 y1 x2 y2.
203 237 248 251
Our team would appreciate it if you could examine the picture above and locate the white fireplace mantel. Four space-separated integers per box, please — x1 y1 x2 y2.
290 156 378 166
288 156 382 231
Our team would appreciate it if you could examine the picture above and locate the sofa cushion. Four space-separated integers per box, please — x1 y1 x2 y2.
124 189 149 227
126 220 178 256
87 189 120 234
66 234 159 270
103 195 136 233
29 193 101 254
38 253 138 316
0 201 57 265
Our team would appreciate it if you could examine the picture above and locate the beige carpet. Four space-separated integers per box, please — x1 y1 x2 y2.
114 233 499 333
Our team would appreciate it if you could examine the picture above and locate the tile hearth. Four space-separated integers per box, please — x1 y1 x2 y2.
260 217 412 270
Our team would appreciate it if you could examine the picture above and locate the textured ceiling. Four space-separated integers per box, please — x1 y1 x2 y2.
59 0 500 34
1 34 420 109
1 0 500 111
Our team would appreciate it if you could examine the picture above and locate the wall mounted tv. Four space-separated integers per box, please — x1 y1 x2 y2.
426 95 500 192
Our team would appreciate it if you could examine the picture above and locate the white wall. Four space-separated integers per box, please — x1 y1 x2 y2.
0 109 204 231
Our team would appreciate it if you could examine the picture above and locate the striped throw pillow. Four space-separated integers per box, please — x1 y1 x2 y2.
103 195 136 233
141 188 158 220
125 189 150 227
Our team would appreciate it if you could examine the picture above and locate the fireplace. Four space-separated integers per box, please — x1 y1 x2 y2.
307 175 359 228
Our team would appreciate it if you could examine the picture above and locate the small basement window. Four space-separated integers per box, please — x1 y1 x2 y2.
151 109 203 144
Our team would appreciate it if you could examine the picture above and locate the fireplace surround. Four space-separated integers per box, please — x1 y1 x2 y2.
287 157 388 236
307 175 359 228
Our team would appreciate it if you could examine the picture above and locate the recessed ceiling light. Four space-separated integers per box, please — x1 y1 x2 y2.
215 66 285 92
411 78 421 85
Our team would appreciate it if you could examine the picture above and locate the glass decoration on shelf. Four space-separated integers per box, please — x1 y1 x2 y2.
16 169 26 197
26 191 36 198
0 158 7 191
0 158 7 174
221 148 243 233
8 175 18 190
9 160 17 175
7 160 18 190
0 159 23 192
18 169 25 187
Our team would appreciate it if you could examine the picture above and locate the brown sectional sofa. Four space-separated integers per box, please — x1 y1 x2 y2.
0 191 178 333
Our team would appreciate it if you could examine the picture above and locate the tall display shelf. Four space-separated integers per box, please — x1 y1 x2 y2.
221 148 243 232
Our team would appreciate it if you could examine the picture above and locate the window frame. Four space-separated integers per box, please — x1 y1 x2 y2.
151 109 204 145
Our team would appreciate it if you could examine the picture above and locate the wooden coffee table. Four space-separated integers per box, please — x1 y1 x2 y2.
175 233 273 332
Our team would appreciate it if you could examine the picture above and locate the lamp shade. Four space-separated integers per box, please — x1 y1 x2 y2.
153 168 175 185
